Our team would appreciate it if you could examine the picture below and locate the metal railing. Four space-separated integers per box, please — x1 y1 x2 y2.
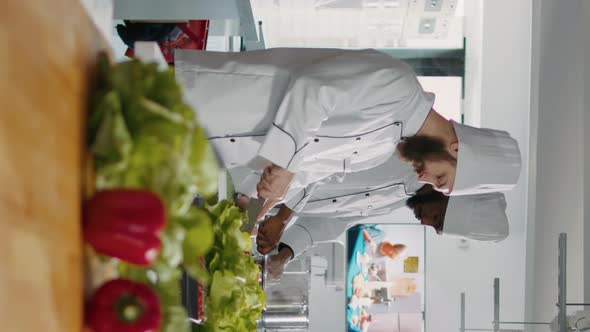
459 233 589 332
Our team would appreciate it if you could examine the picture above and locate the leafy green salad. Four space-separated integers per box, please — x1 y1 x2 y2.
88 55 265 332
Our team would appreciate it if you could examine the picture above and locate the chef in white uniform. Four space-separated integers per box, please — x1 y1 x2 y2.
242 150 419 254
253 141 520 255
266 192 510 279
174 48 522 214
230 148 419 218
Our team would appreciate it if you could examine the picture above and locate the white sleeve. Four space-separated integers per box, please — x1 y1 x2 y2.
283 171 343 212
283 187 314 213
257 50 422 172
283 180 323 213
280 217 355 258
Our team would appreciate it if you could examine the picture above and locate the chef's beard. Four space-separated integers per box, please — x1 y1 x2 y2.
405 188 449 210
406 189 448 234
396 135 457 165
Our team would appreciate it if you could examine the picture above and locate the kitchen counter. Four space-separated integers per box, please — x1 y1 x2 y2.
0 1 109 331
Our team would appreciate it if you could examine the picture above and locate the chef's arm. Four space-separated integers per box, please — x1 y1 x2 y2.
282 178 325 213
260 203 295 226
279 217 353 259
276 204 295 222
257 51 420 172
282 190 312 213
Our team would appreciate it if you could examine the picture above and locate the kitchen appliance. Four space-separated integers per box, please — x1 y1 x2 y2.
255 254 312 331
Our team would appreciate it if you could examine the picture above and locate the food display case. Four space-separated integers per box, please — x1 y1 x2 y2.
346 224 426 332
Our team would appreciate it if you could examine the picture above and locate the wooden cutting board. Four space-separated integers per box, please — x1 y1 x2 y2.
0 1 109 331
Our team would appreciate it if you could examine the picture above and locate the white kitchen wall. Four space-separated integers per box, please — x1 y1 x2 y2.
418 76 462 122
475 0 532 328
526 0 586 330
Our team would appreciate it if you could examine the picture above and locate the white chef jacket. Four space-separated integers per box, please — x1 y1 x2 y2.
286 151 421 215
175 48 434 190
254 154 422 258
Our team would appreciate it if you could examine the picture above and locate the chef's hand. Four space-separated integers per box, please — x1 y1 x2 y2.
256 164 295 220
256 215 290 255
266 246 294 281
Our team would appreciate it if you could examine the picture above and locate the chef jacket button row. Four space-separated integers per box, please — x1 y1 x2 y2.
312 137 362 142
331 193 371 203
227 137 235 164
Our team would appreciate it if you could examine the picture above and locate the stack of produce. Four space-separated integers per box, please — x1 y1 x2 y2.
84 55 264 332
197 201 266 332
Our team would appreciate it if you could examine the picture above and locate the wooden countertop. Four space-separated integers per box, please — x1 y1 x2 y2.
0 1 109 331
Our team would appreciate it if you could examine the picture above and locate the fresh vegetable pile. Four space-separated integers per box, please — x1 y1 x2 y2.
87 278 162 332
88 54 218 211
198 201 266 332
84 189 166 267
85 55 264 332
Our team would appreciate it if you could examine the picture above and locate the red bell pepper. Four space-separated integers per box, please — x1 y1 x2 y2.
88 278 162 332
84 189 166 266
